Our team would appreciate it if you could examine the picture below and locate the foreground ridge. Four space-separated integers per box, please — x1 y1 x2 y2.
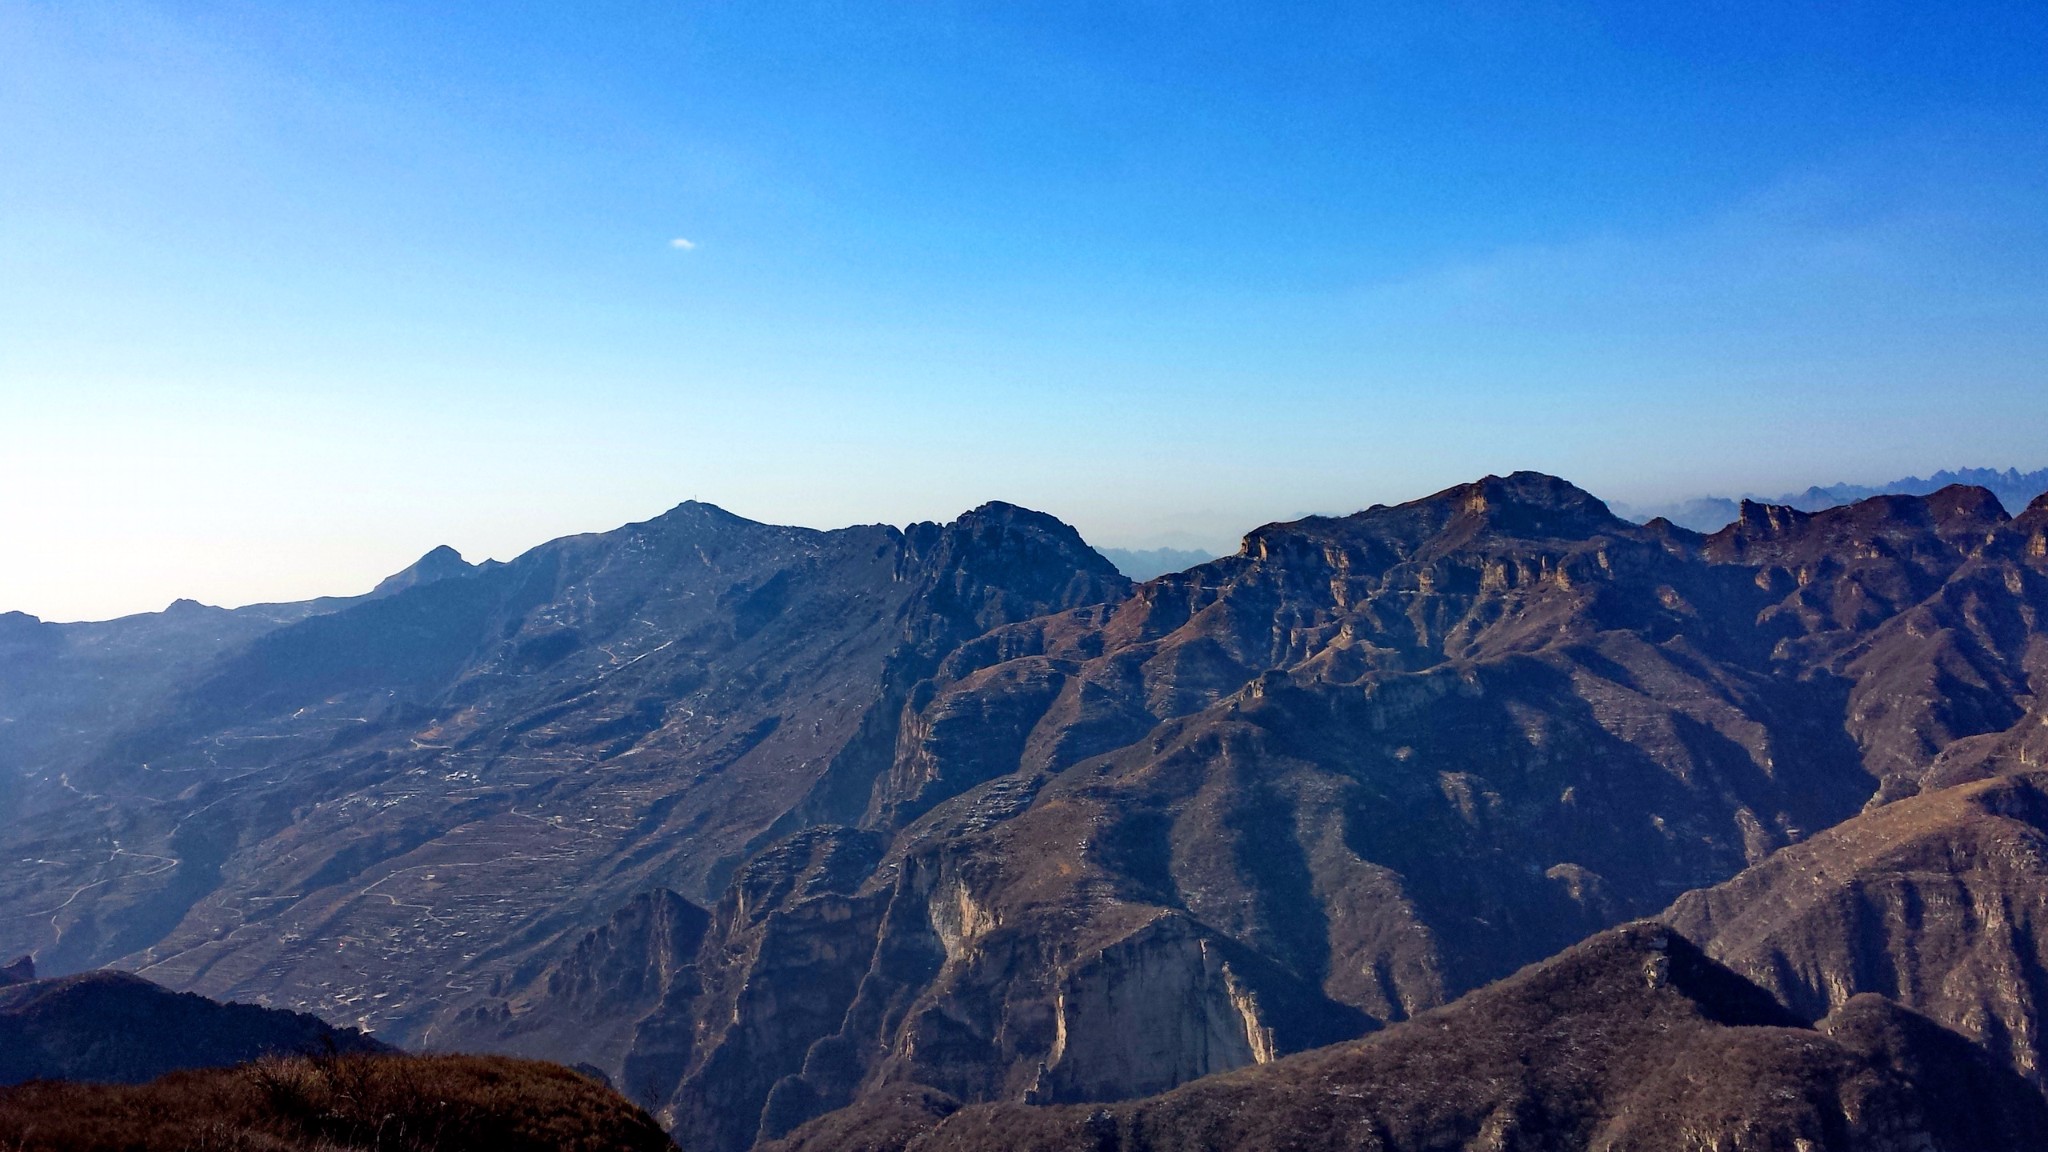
0 1052 676 1152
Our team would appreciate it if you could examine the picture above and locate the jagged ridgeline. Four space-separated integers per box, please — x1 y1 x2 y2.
4 473 2048 1150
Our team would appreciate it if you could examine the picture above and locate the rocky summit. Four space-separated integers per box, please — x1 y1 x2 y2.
4 474 2048 1149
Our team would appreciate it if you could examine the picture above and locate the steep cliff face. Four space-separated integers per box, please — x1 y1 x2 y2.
764 924 2048 1152
1667 767 2048 1088
627 475 2048 1149
1031 914 1277 1102
439 889 710 1082
623 819 1363 1151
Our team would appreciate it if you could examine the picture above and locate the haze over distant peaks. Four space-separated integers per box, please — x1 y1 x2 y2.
1093 546 1223 581
1615 466 2048 532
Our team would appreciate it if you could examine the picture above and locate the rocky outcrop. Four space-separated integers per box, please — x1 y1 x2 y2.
764 923 2048 1152
1668 767 2048 1088
1031 913 1278 1103
436 889 710 1095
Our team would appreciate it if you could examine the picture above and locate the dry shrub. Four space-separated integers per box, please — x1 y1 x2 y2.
0 1052 674 1152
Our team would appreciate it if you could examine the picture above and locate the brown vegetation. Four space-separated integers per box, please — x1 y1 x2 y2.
0 1052 676 1152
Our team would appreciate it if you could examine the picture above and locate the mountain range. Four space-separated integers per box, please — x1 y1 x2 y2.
1615 465 2048 532
4 472 2048 1149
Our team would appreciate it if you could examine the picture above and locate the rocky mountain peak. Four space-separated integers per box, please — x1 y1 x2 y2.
1441 470 1631 540
369 544 475 597
1234 471 1631 567
648 498 753 525
618 500 777 552
1922 482 2010 524
1706 485 2010 565
936 502 1121 572
898 503 1129 638
1734 498 1809 537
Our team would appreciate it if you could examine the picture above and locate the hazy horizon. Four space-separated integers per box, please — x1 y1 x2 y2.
5 2 2044 621
10 463 2048 623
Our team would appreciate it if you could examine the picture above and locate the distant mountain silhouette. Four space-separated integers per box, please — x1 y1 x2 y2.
1614 465 2048 531
1094 546 1223 581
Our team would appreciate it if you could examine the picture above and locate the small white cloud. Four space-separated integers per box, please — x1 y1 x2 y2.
669 237 696 251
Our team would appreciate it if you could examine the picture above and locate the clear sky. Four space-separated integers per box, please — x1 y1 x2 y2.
3 1 2046 621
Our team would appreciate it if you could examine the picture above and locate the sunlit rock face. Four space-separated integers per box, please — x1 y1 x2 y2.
9 475 2048 1150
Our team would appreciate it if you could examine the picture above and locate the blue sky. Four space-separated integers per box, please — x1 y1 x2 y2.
3 1 2046 620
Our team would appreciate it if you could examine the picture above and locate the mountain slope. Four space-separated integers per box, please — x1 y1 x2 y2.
0 968 383 1085
604 475 2048 1149
1667 766 2048 1089
764 923 2048 1152
0 500 1127 1035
